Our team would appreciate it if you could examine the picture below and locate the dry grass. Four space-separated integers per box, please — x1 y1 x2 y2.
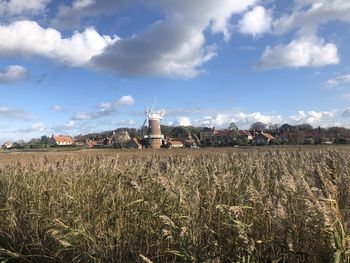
0 147 349 262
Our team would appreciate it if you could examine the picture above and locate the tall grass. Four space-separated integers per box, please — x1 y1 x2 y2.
0 148 349 262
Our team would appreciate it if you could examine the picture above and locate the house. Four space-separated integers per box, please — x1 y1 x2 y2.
277 130 322 144
2 141 13 149
109 130 131 147
305 130 321 141
253 132 276 145
238 130 253 142
95 137 109 146
183 138 197 148
277 131 291 144
199 127 215 144
129 137 143 149
51 135 74 146
290 131 303 144
168 139 184 148
85 139 97 149
212 130 235 145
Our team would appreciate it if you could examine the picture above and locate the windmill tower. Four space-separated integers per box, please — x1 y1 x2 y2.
142 102 165 149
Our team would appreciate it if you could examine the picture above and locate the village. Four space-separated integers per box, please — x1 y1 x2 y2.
2 106 350 151
2 120 350 151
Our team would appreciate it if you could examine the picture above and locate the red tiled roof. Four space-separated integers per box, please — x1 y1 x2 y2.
52 135 74 144
214 130 229 137
86 140 97 148
260 132 275 140
239 130 251 136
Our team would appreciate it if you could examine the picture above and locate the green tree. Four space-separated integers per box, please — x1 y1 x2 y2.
228 122 239 138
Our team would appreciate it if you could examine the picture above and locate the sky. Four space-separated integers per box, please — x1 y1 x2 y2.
1 0 350 142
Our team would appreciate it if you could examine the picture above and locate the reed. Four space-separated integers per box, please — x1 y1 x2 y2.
0 148 349 262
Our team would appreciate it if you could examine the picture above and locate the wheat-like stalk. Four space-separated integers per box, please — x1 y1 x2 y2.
0 147 348 262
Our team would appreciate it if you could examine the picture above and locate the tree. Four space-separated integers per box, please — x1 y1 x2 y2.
172 127 190 138
279 123 296 132
228 122 239 138
268 123 279 131
41 135 50 144
296 124 313 131
228 122 238 131
250 122 267 132
160 125 174 137
304 138 315 145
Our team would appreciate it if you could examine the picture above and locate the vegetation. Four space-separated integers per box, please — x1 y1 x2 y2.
0 147 349 262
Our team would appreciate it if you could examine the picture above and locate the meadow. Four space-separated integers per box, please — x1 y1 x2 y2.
0 147 349 262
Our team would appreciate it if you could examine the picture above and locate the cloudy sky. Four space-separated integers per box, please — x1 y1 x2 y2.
1 0 350 142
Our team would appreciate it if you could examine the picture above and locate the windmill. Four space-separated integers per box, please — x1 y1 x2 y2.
141 100 165 149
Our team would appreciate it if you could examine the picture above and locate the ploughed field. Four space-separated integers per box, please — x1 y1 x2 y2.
0 147 349 262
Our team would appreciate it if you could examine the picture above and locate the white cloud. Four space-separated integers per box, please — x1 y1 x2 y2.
0 0 51 17
204 112 283 128
343 108 350 117
166 108 344 129
0 65 27 84
111 119 136 126
253 0 350 71
99 102 113 110
73 95 135 121
325 74 350 88
239 6 272 37
0 1 259 78
93 0 257 78
52 105 64 112
273 0 350 35
289 110 337 126
0 106 33 120
117 95 135 106
169 117 192 127
53 0 130 29
0 20 118 67
53 120 76 132
168 111 283 129
258 34 339 69
17 122 46 133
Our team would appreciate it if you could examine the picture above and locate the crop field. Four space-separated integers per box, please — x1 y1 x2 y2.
0 146 349 262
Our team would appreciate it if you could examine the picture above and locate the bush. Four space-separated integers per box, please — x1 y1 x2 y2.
335 138 349 144
304 138 315 145
29 144 48 149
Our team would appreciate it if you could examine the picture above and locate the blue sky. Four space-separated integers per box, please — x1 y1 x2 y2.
1 0 350 143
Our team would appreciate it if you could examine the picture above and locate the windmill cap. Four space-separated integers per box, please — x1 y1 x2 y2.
148 114 163 120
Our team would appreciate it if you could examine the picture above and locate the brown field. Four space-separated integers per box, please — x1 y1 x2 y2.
0 146 349 262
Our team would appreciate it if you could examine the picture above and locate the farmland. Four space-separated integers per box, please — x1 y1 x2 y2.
0 146 349 262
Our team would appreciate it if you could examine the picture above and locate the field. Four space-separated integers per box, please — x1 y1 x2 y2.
0 147 349 262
